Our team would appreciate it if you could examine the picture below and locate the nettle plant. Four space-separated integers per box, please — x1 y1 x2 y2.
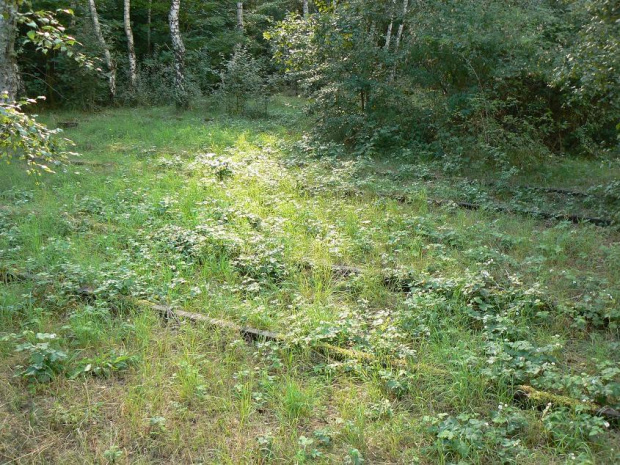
423 405 530 463
4 332 69 383
1 328 137 384
188 152 237 182
395 270 619 440
70 351 138 379
147 223 242 266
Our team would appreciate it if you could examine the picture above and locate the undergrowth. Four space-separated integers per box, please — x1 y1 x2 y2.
1 97 619 463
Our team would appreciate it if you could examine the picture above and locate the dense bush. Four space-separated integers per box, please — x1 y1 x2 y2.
268 0 619 163
12 0 618 165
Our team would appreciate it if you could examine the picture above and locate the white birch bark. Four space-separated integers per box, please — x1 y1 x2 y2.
236 2 243 30
169 0 187 107
394 0 409 52
303 0 309 18
88 0 116 100
384 0 395 51
124 0 138 90
390 0 409 82
0 0 20 101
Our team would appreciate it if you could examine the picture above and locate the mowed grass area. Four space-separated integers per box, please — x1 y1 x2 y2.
1 98 619 464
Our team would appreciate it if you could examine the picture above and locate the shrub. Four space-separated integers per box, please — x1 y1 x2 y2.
216 45 266 114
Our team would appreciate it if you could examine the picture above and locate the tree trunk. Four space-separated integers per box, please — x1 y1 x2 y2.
88 0 116 100
169 0 188 108
124 0 138 91
70 0 78 27
384 0 395 51
147 0 152 55
384 22 393 51
236 2 243 31
394 0 409 52
390 0 409 81
303 0 309 18
0 0 21 102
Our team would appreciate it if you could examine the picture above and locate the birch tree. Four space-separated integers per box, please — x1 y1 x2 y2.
124 0 138 91
0 0 21 101
169 0 188 108
303 0 309 18
237 2 244 31
88 0 116 100
394 0 408 52
384 0 395 51
390 0 408 81
147 0 152 55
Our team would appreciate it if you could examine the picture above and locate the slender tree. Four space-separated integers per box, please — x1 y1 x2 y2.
394 0 408 52
236 2 244 31
0 0 21 101
88 0 116 100
303 0 309 18
169 0 188 108
146 0 152 55
384 0 395 51
70 0 77 27
124 0 138 90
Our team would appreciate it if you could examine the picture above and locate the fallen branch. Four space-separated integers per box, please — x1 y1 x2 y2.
6 269 618 422
430 199 613 227
68 159 112 167
336 188 614 227
376 168 595 198
516 385 620 422
139 301 444 375
28 156 113 168
147 303 278 341
0 269 33 284
138 300 619 423
58 121 79 129
514 185 590 198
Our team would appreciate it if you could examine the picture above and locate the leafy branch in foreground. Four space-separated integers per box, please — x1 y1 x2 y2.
0 94 75 174
0 7 90 175
18 8 94 68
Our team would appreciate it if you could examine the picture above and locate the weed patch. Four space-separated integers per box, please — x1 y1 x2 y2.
1 101 619 463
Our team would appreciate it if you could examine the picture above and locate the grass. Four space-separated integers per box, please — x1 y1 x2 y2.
1 96 619 463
